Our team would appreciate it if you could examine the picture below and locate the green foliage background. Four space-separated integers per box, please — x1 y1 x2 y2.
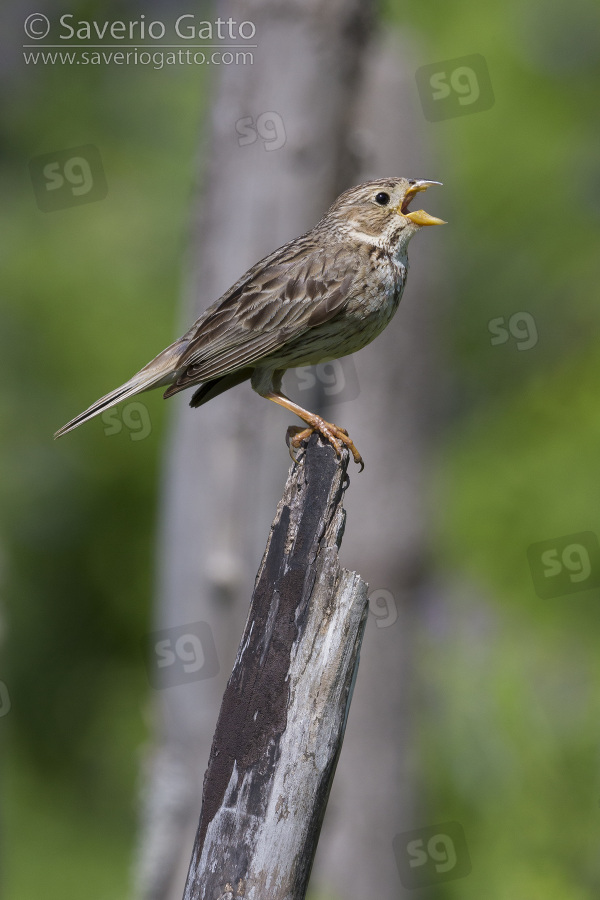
1 0 599 897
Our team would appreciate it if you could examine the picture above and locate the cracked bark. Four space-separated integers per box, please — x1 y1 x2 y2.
183 435 368 900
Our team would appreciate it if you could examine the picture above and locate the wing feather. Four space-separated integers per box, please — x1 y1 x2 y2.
164 242 355 398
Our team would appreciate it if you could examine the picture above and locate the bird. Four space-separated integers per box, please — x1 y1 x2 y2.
54 178 445 469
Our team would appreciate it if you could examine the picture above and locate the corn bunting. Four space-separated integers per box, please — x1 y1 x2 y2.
55 178 444 469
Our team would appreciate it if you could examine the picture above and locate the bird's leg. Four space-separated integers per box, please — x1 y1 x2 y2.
263 390 364 471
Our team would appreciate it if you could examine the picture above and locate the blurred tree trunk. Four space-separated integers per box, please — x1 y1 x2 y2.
134 2 375 899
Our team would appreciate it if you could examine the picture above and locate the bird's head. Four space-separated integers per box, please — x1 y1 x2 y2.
324 178 445 256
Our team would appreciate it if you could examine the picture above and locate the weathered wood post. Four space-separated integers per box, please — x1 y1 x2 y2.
182 434 369 900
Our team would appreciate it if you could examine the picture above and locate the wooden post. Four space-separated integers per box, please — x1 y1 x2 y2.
182 434 369 900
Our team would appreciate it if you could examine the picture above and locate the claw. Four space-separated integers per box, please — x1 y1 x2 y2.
265 390 364 471
285 426 308 463
284 419 364 471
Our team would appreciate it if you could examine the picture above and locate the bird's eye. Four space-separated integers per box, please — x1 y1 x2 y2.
375 191 390 206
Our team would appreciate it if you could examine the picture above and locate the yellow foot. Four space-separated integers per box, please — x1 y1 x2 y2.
285 419 364 471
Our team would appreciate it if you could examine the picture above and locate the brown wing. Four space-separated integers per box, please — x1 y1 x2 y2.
164 240 355 397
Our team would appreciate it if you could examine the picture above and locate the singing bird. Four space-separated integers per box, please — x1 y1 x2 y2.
55 178 444 469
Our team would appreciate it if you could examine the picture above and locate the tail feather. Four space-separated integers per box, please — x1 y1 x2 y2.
54 341 186 439
54 372 163 439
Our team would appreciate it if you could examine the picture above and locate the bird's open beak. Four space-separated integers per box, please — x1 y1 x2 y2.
399 180 446 226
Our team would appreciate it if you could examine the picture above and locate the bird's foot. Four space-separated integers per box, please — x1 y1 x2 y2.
285 419 364 471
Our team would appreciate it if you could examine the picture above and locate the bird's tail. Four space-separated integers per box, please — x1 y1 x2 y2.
54 341 185 439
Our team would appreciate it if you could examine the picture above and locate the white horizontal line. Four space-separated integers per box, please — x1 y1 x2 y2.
23 44 257 48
